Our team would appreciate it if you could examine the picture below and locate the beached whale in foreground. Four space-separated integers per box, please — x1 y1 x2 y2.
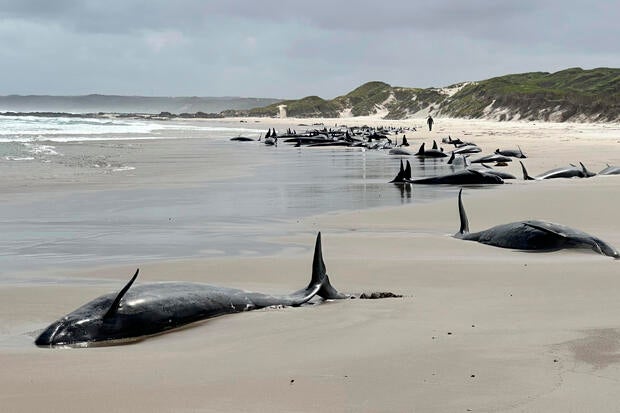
35 233 348 347
454 189 619 259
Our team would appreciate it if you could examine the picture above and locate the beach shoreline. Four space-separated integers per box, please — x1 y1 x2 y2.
1 116 620 412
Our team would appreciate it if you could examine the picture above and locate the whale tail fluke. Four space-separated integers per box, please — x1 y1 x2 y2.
455 189 470 237
520 161 534 180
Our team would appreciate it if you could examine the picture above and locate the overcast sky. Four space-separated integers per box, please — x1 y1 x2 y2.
0 0 618 98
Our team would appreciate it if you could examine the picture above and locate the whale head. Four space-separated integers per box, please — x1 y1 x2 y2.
36 269 141 347
35 311 108 347
596 240 620 259
34 293 130 347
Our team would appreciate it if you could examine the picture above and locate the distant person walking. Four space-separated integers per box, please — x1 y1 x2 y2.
427 115 434 132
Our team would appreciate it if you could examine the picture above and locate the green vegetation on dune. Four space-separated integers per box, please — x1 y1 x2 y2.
333 81 392 116
443 67 620 121
226 67 620 122
247 95 343 118
384 87 445 119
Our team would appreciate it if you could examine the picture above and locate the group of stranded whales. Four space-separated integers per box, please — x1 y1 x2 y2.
231 125 418 150
35 129 619 348
388 132 617 185
36 193 619 348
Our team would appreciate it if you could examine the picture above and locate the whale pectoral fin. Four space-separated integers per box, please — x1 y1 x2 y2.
591 241 604 255
104 269 139 319
448 151 455 164
522 223 568 238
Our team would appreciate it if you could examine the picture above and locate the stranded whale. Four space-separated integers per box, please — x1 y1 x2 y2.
35 233 348 347
454 189 619 258
415 142 448 158
495 146 526 158
520 161 596 180
389 161 503 185
599 164 620 175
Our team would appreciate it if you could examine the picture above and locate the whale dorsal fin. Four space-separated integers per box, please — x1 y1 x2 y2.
457 189 470 236
579 162 596 177
312 233 345 300
405 160 412 180
104 269 139 319
416 142 425 155
389 160 405 183
519 161 534 180
311 232 326 286
292 232 345 302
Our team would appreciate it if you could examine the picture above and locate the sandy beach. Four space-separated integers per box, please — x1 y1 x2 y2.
1 116 620 412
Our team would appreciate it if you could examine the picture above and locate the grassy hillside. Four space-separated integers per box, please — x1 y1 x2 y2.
238 80 446 119
440 67 620 121
225 67 620 122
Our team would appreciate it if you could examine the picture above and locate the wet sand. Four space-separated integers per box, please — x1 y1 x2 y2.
1 117 620 412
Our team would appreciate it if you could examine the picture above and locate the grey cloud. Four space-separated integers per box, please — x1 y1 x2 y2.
0 1 618 97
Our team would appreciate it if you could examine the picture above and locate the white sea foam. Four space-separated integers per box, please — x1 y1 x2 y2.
4 156 35 161
23 143 59 156
0 116 264 143
112 166 136 172
0 115 161 135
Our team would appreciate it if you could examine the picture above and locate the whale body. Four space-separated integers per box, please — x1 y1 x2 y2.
35 233 347 347
454 189 619 258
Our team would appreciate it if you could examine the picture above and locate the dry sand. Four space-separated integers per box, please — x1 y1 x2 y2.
1 117 620 412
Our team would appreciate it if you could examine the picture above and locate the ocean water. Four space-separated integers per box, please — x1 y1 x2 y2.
0 116 483 280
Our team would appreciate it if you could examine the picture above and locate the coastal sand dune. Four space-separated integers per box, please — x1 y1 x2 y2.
1 117 619 412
